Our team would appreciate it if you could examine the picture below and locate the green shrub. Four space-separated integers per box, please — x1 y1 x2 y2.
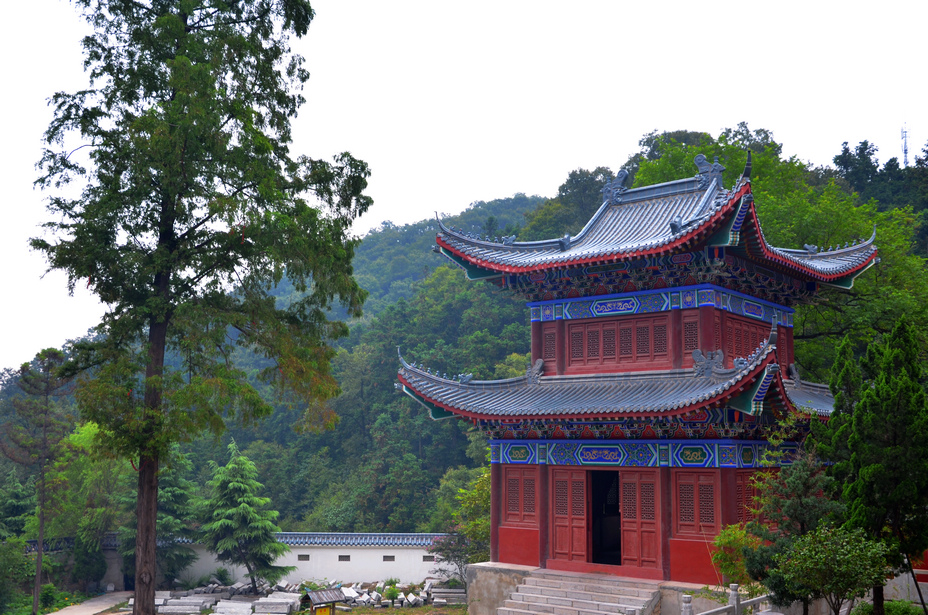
213 567 233 586
383 586 400 601
852 602 922 615
40 584 58 609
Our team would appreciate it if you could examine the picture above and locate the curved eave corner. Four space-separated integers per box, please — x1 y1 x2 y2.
398 380 457 420
739 205 879 284
437 245 503 281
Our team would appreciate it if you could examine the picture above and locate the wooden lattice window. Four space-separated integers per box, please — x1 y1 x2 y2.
620 327 633 356
675 470 719 536
724 315 776 367
736 470 756 524
523 478 536 514
570 330 583 360
641 482 655 521
572 480 585 517
568 316 669 371
622 482 637 520
555 479 569 516
587 329 600 358
504 466 537 526
684 320 699 353
603 329 616 359
636 326 650 356
654 324 668 354
543 331 556 360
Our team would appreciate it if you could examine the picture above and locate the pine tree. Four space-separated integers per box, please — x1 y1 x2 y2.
820 320 928 615
32 2 371 611
0 349 74 615
200 441 293 593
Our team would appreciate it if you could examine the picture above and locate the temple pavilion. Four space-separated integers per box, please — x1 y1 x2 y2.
397 154 878 584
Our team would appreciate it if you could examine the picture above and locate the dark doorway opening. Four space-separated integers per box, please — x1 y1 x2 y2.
590 470 622 565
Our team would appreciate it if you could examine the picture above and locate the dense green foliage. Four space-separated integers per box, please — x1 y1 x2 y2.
775 525 887 615
199 442 294 593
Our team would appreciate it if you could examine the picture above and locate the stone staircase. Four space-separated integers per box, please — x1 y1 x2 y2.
497 569 661 615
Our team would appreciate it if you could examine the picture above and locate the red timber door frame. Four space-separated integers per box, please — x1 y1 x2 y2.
620 469 661 569
550 468 588 562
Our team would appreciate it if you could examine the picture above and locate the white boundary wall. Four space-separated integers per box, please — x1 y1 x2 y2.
183 542 442 585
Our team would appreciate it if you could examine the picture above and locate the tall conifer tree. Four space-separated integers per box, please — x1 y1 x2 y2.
821 320 928 615
32 1 371 611
200 441 293 593
0 349 73 615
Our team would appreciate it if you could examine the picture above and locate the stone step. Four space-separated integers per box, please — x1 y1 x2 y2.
515 585 653 604
509 591 651 611
498 605 626 615
525 573 658 592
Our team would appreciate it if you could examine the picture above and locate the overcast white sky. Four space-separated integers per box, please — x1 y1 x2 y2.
1 0 925 370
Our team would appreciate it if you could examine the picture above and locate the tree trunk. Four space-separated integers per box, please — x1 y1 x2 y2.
134 448 160 615
872 584 885 615
135 314 168 615
33 473 45 615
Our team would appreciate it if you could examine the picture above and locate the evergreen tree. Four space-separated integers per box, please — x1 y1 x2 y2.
32 2 371 611
0 349 74 615
200 441 293 593
840 319 928 615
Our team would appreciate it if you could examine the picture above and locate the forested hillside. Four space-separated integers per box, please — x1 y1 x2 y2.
3 125 928 589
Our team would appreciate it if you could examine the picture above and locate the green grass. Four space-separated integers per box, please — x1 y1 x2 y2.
5 587 93 615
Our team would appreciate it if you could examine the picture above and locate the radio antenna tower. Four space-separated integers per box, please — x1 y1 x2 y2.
902 124 909 167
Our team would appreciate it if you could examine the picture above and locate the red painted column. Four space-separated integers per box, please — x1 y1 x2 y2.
720 468 738 528
698 305 714 359
491 462 501 562
660 467 672 581
670 309 683 370
537 463 549 568
531 321 542 365
556 320 566 375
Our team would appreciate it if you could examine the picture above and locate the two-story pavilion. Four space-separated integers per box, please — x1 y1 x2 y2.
397 155 877 584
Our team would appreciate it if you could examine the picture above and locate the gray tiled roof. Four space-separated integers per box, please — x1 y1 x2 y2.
438 177 729 270
275 533 444 547
399 339 786 420
783 379 834 417
437 172 877 283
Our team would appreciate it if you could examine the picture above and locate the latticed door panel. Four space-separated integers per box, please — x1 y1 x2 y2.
620 470 660 569
551 468 587 561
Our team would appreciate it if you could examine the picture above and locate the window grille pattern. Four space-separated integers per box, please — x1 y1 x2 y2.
636 326 650 356
654 324 668 354
684 320 699 352
507 478 520 514
675 471 720 536
555 480 569 516
699 484 715 525
571 331 583 359
571 480 585 517
678 484 695 523
383 555 395 562
543 331 556 360
523 478 536 514
339 555 350 562
622 482 637 520
567 316 670 370
603 329 616 359
714 316 721 350
587 329 600 358
641 482 655 521
620 328 633 356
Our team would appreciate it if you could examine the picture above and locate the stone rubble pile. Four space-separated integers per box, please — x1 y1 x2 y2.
124 579 464 613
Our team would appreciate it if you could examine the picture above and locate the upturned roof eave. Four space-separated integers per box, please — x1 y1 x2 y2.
397 345 788 423
435 181 749 276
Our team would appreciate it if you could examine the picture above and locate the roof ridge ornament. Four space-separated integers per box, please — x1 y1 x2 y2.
527 358 544 385
601 169 630 205
694 154 726 189
693 349 725 379
742 150 752 180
